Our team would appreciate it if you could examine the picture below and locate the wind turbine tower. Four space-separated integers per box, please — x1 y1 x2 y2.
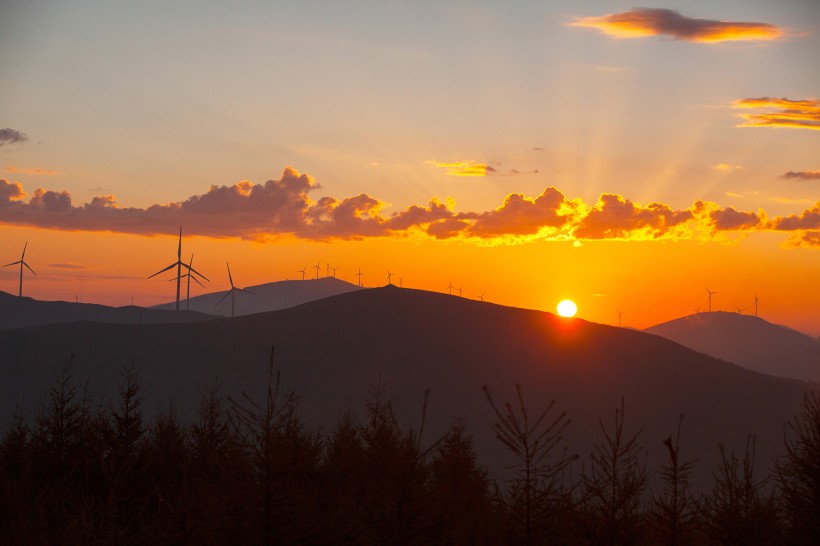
754 294 759 317
299 266 307 280
3 242 36 297
387 270 394 286
314 262 321 280
706 288 718 313
216 262 254 318
148 227 203 311
617 309 626 327
171 254 209 311
356 267 364 287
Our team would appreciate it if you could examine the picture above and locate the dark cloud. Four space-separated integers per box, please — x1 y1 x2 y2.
0 129 28 147
709 206 764 230
465 187 574 238
786 231 820 248
571 8 782 43
0 179 26 202
780 171 820 180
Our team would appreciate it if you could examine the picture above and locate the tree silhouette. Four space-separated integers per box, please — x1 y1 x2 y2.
775 392 820 544
649 415 699 545
579 398 648 546
483 384 577 545
701 437 782 544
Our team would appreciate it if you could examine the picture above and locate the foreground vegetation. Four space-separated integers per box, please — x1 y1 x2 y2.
1 354 818 545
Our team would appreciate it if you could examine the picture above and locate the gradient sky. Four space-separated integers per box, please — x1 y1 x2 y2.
2 0 819 335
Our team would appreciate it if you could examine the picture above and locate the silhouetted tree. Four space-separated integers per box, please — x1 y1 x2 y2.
426 420 500 545
483 384 577 545
230 347 322 545
579 398 648 546
0 407 33 543
775 391 820 545
649 416 699 545
320 411 366 542
701 437 782 544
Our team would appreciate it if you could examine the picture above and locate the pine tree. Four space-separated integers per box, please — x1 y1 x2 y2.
775 391 820 545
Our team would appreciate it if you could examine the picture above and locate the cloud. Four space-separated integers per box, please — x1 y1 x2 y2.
734 98 820 131
574 194 692 239
47 263 88 269
0 129 28 147
426 160 492 177
770 203 820 230
780 171 820 180
5 166 60 176
784 231 820 248
0 179 26 202
713 163 741 172
1 168 819 248
424 160 536 177
570 8 782 43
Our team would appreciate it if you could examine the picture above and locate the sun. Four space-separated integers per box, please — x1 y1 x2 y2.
557 299 577 317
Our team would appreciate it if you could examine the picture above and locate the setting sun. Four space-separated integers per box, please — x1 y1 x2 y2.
557 299 578 317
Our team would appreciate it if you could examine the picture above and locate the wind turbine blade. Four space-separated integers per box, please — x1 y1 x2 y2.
215 289 232 306
147 262 179 279
191 275 205 288
3 261 21 268
23 262 36 276
237 287 255 295
226 263 234 288
177 226 182 260
21 241 27 259
186 265 210 282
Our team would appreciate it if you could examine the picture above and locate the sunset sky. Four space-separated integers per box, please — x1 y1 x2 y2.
2 1 819 334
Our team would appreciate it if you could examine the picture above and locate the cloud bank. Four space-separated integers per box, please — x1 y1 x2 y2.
734 98 820 131
0 168 817 248
571 8 782 43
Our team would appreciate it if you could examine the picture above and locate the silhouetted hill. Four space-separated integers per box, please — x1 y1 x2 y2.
645 311 820 382
150 277 363 316
0 290 216 330
0 287 814 490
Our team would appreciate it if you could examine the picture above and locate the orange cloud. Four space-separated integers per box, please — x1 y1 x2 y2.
426 160 491 177
780 171 820 180
5 166 60 175
574 194 692 239
1 169 819 248
734 98 820 131
570 8 782 43
785 231 820 248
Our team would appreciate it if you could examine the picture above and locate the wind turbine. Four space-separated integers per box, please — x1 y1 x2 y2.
457 285 463 297
754 294 759 317
478 292 485 302
386 270 394 286
617 309 626 327
298 266 307 280
706 288 718 313
148 227 205 311
447 282 454 295
735 306 745 314
3 241 36 297
215 262 254 318
330 266 340 278
356 267 365 287
314 262 321 280
170 254 208 311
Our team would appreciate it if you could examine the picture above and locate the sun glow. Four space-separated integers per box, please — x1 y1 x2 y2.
557 299 577 317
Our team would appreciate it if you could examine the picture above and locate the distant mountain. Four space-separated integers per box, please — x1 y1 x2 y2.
0 287 814 491
0 290 216 330
150 277 363 316
645 311 820 382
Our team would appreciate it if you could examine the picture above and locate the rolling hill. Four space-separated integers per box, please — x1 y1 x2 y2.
0 287 814 490
0 290 216 330
645 311 820 382
150 276 363 316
